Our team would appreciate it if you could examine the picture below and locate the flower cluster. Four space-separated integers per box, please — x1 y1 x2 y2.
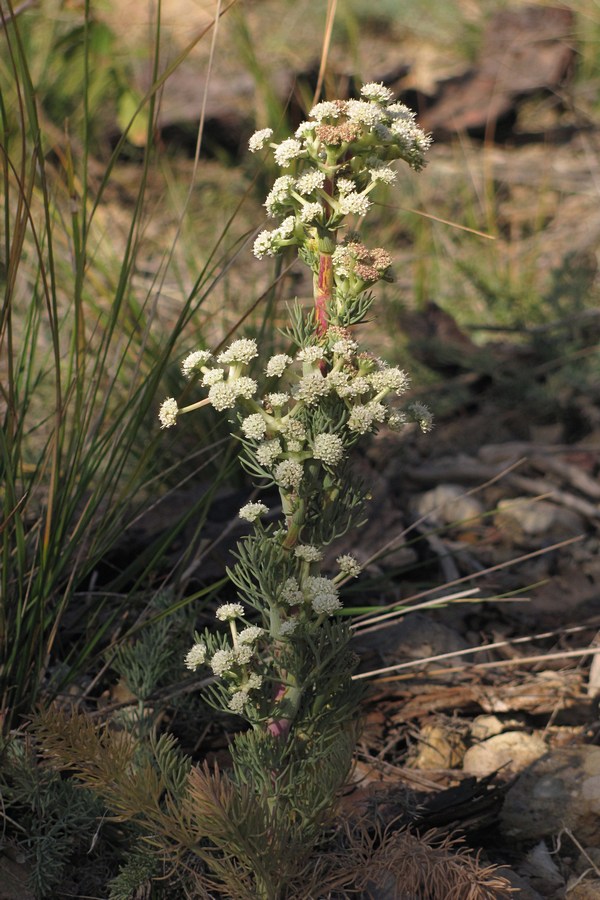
185 603 266 716
160 85 432 727
249 83 431 262
182 540 364 717
159 329 420 482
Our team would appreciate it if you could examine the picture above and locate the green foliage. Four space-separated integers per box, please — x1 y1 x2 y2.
0 736 108 898
108 844 163 900
226 525 295 612
111 591 196 705
32 702 357 899
33 707 190 841
11 712 199 898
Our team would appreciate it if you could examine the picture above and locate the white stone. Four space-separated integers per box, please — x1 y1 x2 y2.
413 484 484 527
463 731 547 777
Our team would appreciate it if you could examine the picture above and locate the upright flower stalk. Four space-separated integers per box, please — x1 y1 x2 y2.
160 84 432 897
315 239 335 336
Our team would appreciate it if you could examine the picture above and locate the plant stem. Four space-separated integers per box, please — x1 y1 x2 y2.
281 493 305 550
314 251 333 337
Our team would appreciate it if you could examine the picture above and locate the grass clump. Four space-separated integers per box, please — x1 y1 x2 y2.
0 0 244 731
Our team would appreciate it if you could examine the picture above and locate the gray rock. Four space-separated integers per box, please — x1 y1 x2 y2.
501 746 600 843
520 841 564 895
356 612 474 669
500 866 546 900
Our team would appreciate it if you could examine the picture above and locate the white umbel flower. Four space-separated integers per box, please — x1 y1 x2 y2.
336 177 355 195
295 372 330 405
248 127 273 152
360 82 394 103
309 100 341 121
281 577 303 605
337 554 362 577
253 218 295 259
232 376 257 400
387 411 407 430
279 617 299 635
158 398 178 429
338 191 371 217
238 625 264 644
295 169 326 195
297 345 325 364
281 419 307 442
264 392 289 408
368 165 397 184
387 102 416 121
228 691 247 713
311 592 341 615
313 433 344 466
256 438 282 468
277 216 296 238
241 413 268 440
202 367 225 386
228 673 263 713
329 372 370 398
331 338 358 358
207 382 238 411
298 202 323 224
346 99 384 126
368 401 387 422
184 642 207 670
239 501 268 522
181 350 212 378
271 175 296 195
294 544 323 562
273 138 303 167
234 644 254 665
264 175 296 215
266 354 293 377
305 576 341 616
295 121 316 138
216 603 244 621
274 459 304 491
348 400 387 434
210 648 235 676
347 403 376 434
369 367 410 394
253 229 279 259
217 339 258 366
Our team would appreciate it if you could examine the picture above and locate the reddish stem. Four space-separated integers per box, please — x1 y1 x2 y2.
315 251 333 338
267 717 291 739
267 683 291 739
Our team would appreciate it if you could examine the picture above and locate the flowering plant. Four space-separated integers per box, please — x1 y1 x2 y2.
159 84 431 897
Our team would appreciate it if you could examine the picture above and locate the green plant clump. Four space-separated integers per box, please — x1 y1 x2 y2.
0 736 107 897
156 85 433 897
34 83 514 899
